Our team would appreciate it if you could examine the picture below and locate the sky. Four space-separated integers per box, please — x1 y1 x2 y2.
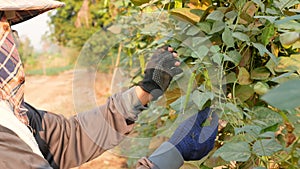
11 12 50 52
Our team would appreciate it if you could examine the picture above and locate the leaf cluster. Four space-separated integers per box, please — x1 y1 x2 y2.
48 0 300 168
124 0 300 168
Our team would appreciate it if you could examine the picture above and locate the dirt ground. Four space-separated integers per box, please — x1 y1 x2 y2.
24 70 129 169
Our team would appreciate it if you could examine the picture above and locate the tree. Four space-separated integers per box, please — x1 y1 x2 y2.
18 36 37 69
48 0 126 49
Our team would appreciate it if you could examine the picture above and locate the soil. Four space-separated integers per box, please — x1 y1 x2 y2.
24 70 128 169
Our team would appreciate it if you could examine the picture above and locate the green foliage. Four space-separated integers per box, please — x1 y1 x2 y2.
213 142 251 162
262 79 300 110
48 0 300 168
26 65 73 76
48 0 125 49
18 37 38 69
123 0 300 168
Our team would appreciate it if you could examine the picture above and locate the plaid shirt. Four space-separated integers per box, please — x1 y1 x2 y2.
0 1 64 125
0 13 28 125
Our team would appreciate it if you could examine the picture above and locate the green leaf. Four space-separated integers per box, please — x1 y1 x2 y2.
239 12 254 24
212 53 223 65
186 26 201 36
192 90 214 110
254 82 269 95
238 67 252 85
192 36 212 46
235 125 262 136
260 123 279 133
210 45 220 53
279 32 300 47
204 154 228 168
230 24 249 32
210 21 225 34
262 79 300 110
196 22 211 34
170 8 203 23
174 0 183 8
184 72 196 110
224 72 237 84
253 139 282 156
266 8 279 15
140 21 162 35
252 107 283 127
130 0 150 6
261 24 275 46
251 67 270 80
254 16 279 23
276 20 300 32
206 10 224 21
259 131 276 139
271 72 299 83
191 45 209 59
222 27 235 47
252 0 265 12
198 164 212 169
232 32 250 42
236 85 254 102
266 59 276 75
252 43 266 57
213 142 251 162
252 43 278 64
225 50 242 66
231 133 257 143
274 0 300 10
170 96 187 111
225 102 240 112
292 41 300 49
139 54 145 73
275 14 300 25
275 54 300 72
225 11 238 20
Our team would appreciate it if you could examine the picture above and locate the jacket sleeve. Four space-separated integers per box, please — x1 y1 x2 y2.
26 87 147 169
0 124 52 169
136 142 184 169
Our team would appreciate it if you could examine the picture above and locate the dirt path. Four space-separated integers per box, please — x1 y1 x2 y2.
24 70 128 169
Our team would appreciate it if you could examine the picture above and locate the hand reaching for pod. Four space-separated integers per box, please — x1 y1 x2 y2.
138 46 183 100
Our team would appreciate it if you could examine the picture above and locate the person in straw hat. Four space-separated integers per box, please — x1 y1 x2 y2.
0 0 218 168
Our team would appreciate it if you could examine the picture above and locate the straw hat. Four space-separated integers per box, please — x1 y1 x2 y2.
0 0 65 25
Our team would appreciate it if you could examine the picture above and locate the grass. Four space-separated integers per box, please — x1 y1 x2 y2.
26 65 74 76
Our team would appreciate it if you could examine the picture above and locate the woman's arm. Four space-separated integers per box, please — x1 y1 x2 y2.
26 86 147 169
25 46 181 169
